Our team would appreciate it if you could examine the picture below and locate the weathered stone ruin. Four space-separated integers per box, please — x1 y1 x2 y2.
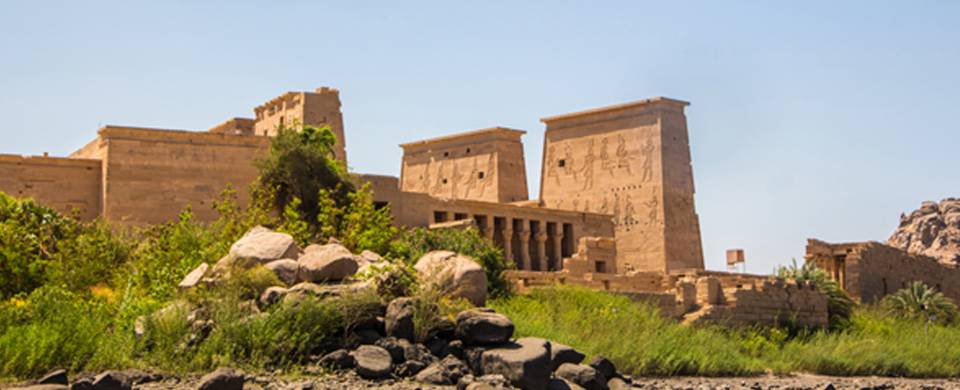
0 87 830 329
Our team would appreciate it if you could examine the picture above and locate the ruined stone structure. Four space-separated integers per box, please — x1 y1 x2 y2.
0 86 832 327
539 98 704 274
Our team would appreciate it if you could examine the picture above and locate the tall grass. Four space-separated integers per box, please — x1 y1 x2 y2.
492 286 960 378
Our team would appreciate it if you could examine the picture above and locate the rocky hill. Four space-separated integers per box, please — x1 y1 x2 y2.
888 198 960 266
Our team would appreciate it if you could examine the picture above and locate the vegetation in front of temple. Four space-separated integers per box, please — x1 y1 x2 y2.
2 124 960 379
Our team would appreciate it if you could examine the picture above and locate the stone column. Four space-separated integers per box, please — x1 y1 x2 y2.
502 221 514 264
518 224 531 271
483 223 495 242
535 231 548 272
551 230 564 271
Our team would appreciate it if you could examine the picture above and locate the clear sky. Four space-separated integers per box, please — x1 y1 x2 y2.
1 1 957 273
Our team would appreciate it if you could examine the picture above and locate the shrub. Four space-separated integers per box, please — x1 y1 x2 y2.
776 259 854 328
389 227 514 297
255 124 353 231
882 281 958 324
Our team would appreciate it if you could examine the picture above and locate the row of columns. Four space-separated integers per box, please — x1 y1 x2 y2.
432 211 572 271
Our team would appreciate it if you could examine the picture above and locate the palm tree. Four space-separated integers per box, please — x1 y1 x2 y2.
776 259 855 328
883 281 958 324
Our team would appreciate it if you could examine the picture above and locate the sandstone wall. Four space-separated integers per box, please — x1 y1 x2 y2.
253 88 347 164
0 154 102 220
539 97 704 274
99 126 269 225
687 279 829 328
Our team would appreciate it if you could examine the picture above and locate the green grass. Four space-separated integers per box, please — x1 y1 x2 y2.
492 285 960 378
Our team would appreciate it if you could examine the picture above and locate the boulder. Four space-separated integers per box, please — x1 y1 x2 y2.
607 377 631 390
551 342 586 370
415 251 488 306
38 369 68 385
588 355 617 380
69 378 93 390
375 337 412 363
456 309 514 346
480 337 552 390
352 345 393 379
385 297 416 341
888 198 960 265
554 363 606 390
229 226 300 267
415 355 470 385
178 263 209 289
457 374 512 390
443 339 465 360
298 243 359 282
258 286 287 307
318 349 355 370
394 360 427 377
91 371 131 390
547 378 587 390
196 368 244 390
264 259 299 285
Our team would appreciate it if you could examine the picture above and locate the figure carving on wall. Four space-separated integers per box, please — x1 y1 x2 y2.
600 137 615 174
421 160 432 192
563 144 577 181
640 138 655 182
462 156 479 199
450 162 462 198
579 139 596 190
616 134 632 174
431 160 446 194
599 195 610 214
623 194 636 226
644 192 659 225
546 146 560 185
612 193 621 226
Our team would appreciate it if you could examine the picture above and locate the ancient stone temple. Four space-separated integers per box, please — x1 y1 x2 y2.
0 86 830 327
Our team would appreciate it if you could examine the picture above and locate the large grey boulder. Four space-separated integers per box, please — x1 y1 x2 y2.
229 227 300 267
481 337 552 390
352 345 393 379
414 355 470 385
178 263 209 289
415 251 487 306
456 309 514 346
554 363 606 390
298 243 359 282
588 355 617 380
551 342 586 370
319 349 355 370
385 297 416 342
196 367 244 390
264 259 299 285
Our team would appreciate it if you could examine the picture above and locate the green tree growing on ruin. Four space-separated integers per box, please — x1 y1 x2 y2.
776 259 854 328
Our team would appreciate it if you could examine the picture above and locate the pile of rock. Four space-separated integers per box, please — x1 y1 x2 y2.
318 304 633 390
179 226 488 308
888 198 960 266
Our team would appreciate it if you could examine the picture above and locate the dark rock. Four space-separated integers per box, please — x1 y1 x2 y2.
88 371 131 390
432 318 457 340
38 369 68 385
352 345 393 379
456 309 514 346
415 355 470 385
376 337 411 363
481 337 552 390
354 328 382 345
394 360 428 377
555 363 606 390
457 374 512 390
588 355 617 380
69 379 93 390
551 342 586 370
197 368 244 390
318 349 355 370
464 347 486 375
426 336 449 357
444 339 465 360
385 297 416 342
258 286 287 308
404 343 437 365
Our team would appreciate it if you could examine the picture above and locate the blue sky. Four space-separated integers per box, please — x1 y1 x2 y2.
1 1 957 273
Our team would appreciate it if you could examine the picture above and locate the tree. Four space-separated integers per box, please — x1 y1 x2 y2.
254 124 354 231
776 259 854 329
883 281 958 324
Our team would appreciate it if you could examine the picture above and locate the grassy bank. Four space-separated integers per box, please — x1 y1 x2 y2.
491 286 960 378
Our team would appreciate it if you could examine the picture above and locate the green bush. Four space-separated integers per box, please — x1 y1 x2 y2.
882 281 958 324
389 227 514 298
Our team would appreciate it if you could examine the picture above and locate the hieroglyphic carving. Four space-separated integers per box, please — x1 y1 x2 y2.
432 159 446 194
640 138 655 183
600 137 614 174
546 146 560 185
579 139 596 190
563 144 576 181
644 190 659 225
616 134 632 173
